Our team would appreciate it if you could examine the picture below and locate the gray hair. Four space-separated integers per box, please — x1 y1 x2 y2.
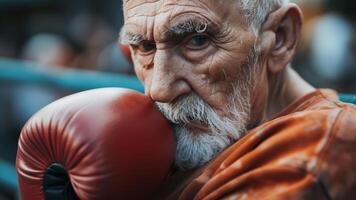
240 0 289 33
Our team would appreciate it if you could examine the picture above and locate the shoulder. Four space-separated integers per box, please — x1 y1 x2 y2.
332 102 356 139
316 102 356 200
188 100 356 200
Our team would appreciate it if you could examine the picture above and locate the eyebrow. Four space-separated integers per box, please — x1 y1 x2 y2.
119 29 145 46
120 17 218 45
165 17 211 41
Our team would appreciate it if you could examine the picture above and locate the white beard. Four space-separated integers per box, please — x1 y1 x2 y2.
155 44 259 170
156 85 251 170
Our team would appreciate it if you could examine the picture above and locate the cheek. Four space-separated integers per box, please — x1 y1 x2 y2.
134 62 153 84
197 48 251 86
132 52 155 82
190 47 254 111
205 30 256 81
134 65 154 95
134 65 144 82
249 66 269 124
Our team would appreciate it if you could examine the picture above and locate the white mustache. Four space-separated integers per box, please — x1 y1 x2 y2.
156 93 237 135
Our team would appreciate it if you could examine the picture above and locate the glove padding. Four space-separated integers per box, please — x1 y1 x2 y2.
16 88 176 200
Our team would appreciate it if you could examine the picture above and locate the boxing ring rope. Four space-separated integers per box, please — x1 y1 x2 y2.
340 94 356 105
0 58 144 92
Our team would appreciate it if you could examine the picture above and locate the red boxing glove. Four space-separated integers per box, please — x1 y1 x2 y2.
16 88 176 200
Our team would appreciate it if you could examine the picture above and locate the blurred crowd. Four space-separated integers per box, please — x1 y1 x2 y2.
0 1 132 73
295 0 356 92
0 0 355 199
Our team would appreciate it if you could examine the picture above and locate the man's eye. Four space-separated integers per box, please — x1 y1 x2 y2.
137 41 156 53
186 34 210 50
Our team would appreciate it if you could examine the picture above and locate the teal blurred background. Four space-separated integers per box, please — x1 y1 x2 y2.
0 0 356 199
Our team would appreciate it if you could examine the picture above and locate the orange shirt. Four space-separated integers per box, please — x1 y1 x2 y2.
155 89 356 200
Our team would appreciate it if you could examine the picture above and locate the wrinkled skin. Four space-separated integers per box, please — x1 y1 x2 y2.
122 0 272 130
121 0 313 138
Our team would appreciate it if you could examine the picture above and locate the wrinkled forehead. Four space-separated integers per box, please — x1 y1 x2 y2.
122 0 238 40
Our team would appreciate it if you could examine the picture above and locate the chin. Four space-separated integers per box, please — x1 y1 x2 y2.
173 121 246 170
155 87 252 170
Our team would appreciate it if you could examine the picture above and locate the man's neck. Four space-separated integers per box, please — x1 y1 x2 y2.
265 66 316 120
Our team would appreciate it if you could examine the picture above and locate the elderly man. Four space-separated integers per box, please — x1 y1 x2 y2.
120 0 356 199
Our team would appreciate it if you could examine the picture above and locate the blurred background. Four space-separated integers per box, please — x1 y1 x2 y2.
0 0 355 199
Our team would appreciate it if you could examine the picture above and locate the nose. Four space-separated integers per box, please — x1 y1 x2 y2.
147 50 191 103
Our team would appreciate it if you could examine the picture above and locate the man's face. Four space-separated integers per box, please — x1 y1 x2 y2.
122 0 268 169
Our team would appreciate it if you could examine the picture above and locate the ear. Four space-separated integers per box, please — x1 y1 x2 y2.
259 3 303 74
